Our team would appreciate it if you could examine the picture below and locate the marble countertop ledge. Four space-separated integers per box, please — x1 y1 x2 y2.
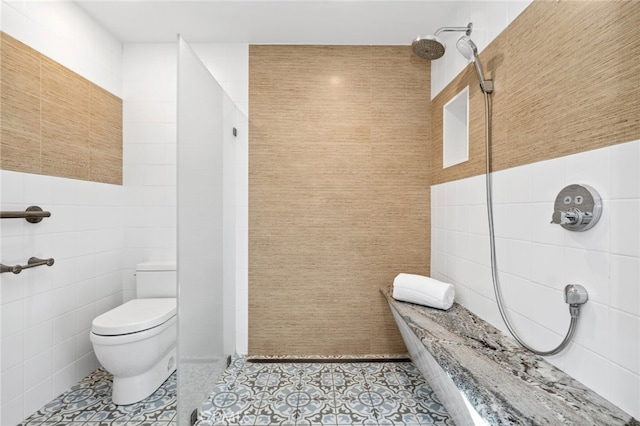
381 286 638 426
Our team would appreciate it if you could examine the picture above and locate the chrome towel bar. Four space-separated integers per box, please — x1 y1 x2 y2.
1 257 55 274
0 206 51 223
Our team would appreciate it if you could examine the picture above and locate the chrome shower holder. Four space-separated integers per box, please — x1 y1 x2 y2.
565 284 589 318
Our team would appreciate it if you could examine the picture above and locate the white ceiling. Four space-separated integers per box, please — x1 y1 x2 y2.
75 1 469 45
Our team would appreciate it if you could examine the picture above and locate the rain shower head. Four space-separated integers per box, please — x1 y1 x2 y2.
411 35 446 60
411 23 472 61
456 35 494 94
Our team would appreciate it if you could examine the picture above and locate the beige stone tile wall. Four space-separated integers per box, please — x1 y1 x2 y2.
430 1 640 185
1 32 122 184
249 45 430 355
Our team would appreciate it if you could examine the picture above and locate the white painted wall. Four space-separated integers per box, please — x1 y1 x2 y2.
430 139 640 418
0 2 124 424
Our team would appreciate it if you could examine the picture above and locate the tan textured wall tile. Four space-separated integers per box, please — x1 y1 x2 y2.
90 86 123 184
41 100 90 180
431 1 640 185
1 33 42 173
0 32 122 184
249 45 430 355
1 128 41 174
41 57 91 118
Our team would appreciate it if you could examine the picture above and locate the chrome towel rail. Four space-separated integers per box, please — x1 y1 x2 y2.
0 206 51 223
1 257 55 274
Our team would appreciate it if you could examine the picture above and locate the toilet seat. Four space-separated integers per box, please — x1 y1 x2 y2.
92 298 176 336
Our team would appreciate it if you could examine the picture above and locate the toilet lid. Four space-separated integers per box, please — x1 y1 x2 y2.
92 298 176 336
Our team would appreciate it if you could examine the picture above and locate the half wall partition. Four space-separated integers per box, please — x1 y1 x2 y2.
177 36 243 425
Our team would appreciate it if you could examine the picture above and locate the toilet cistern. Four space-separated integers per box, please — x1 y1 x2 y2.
90 261 177 405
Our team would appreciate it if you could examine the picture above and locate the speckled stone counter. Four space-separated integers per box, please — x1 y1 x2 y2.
382 286 638 426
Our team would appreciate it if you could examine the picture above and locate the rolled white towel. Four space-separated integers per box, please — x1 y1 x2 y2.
392 273 455 310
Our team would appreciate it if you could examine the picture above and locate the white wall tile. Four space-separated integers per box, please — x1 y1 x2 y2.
53 312 77 344
23 321 53 360
499 273 533 318
1 332 24 372
1 364 24 411
52 364 75 398
529 203 565 246
609 309 640 375
23 349 53 390
503 239 531 279
530 243 564 288
53 337 76 372
610 140 640 199
2 300 24 337
75 353 97 382
529 284 567 336
503 204 532 242
1 276 25 305
609 363 640 418
1 393 24 426
565 344 612 399
564 248 610 305
431 140 640 418
609 200 640 257
610 254 640 317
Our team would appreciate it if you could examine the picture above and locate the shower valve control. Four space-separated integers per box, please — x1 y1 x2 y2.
551 184 602 231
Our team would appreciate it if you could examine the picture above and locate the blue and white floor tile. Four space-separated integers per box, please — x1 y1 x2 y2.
18 368 176 426
197 357 453 426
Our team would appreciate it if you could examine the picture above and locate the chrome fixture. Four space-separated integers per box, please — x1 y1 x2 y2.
0 205 51 223
565 284 589 318
411 23 493 94
455 36 494 94
411 23 472 60
551 184 602 231
413 22 584 356
1 257 55 274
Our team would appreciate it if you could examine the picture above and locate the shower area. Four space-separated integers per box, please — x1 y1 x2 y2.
176 37 247 425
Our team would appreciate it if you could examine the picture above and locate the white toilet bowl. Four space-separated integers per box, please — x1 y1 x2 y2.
90 298 177 405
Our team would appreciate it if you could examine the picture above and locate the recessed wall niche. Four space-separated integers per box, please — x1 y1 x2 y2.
442 86 469 169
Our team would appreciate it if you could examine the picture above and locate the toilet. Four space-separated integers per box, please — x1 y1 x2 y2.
90 261 177 405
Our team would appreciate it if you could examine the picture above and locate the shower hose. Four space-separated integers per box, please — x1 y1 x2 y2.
482 91 578 356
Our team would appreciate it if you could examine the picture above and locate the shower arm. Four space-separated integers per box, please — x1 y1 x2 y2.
434 23 472 36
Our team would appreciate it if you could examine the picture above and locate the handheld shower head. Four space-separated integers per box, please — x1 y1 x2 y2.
455 35 477 60
456 36 494 94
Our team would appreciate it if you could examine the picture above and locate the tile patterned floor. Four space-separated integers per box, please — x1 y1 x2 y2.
18 368 176 426
197 357 454 426
18 358 452 426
